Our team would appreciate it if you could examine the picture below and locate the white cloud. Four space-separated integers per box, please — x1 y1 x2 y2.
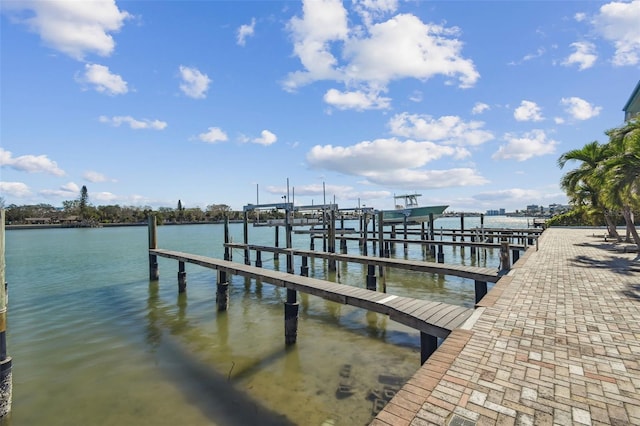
409 90 423 102
592 0 640 66
0 181 31 198
305 137 488 189
0 148 65 176
362 168 488 189
198 127 228 143
237 18 256 46
179 65 211 99
388 113 494 146
92 191 118 203
574 12 587 22
353 0 398 26
562 41 597 70
284 2 479 107
40 182 80 199
554 117 565 124
253 130 278 146
99 115 167 130
471 102 490 115
513 100 543 122
342 14 479 88
561 97 602 120
508 47 545 66
323 88 391 110
3 0 130 60
78 63 128 95
307 137 463 175
83 170 114 183
493 130 558 161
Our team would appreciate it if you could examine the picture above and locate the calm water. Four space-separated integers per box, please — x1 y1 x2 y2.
4 216 531 425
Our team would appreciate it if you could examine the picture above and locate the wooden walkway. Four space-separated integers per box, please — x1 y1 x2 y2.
224 243 502 284
150 248 473 344
373 227 640 425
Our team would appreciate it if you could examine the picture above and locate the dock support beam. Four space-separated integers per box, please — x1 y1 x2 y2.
223 215 231 261
420 333 438 365
0 210 12 420
512 249 520 264
300 256 309 277
178 261 187 293
475 280 487 304
148 215 159 280
437 244 444 263
255 250 263 268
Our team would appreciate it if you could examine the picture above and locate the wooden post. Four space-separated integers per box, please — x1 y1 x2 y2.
403 216 408 255
460 213 465 242
420 332 437 364
148 215 159 280
390 225 396 255
0 210 12 420
429 213 435 240
255 250 262 268
421 221 426 255
500 241 511 271
300 256 309 277
366 264 377 291
340 216 347 253
275 225 282 259
243 211 250 265
470 235 476 257
371 213 377 253
437 244 444 263
284 290 299 345
475 280 487 304
177 261 187 293
286 207 294 275
378 211 385 278
223 215 231 261
362 212 368 256
512 249 520 264
328 210 336 271
216 269 229 311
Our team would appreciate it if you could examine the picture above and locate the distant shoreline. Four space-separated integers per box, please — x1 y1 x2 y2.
5 221 244 230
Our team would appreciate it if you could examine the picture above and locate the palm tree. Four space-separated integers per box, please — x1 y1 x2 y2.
601 120 640 249
558 141 620 238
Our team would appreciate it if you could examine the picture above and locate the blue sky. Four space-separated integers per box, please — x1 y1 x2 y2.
1 0 639 212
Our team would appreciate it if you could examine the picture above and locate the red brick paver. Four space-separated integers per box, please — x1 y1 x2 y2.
373 228 640 425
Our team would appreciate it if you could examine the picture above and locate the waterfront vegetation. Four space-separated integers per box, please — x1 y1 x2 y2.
554 119 640 249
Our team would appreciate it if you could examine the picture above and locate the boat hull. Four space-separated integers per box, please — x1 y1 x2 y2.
382 205 448 223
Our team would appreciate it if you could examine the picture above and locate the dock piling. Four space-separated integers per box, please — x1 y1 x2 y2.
420 332 438 365
148 215 159 280
0 210 12 420
216 270 229 311
178 261 187 293
474 280 487 304
366 264 377 291
284 290 299 345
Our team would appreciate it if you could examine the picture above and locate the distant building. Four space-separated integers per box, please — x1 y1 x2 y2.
526 205 542 215
623 80 640 122
486 209 505 216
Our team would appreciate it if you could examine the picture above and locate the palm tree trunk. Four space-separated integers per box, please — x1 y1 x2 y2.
621 206 640 251
604 211 620 240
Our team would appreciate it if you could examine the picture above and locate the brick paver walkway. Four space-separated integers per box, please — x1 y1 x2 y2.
372 227 640 425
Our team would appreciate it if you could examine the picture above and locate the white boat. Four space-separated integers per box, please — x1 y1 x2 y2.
381 194 448 224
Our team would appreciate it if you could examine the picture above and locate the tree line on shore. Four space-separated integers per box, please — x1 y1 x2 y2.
1 189 283 225
551 119 640 250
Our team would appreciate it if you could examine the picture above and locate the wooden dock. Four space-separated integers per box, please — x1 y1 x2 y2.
224 243 502 283
149 248 474 363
